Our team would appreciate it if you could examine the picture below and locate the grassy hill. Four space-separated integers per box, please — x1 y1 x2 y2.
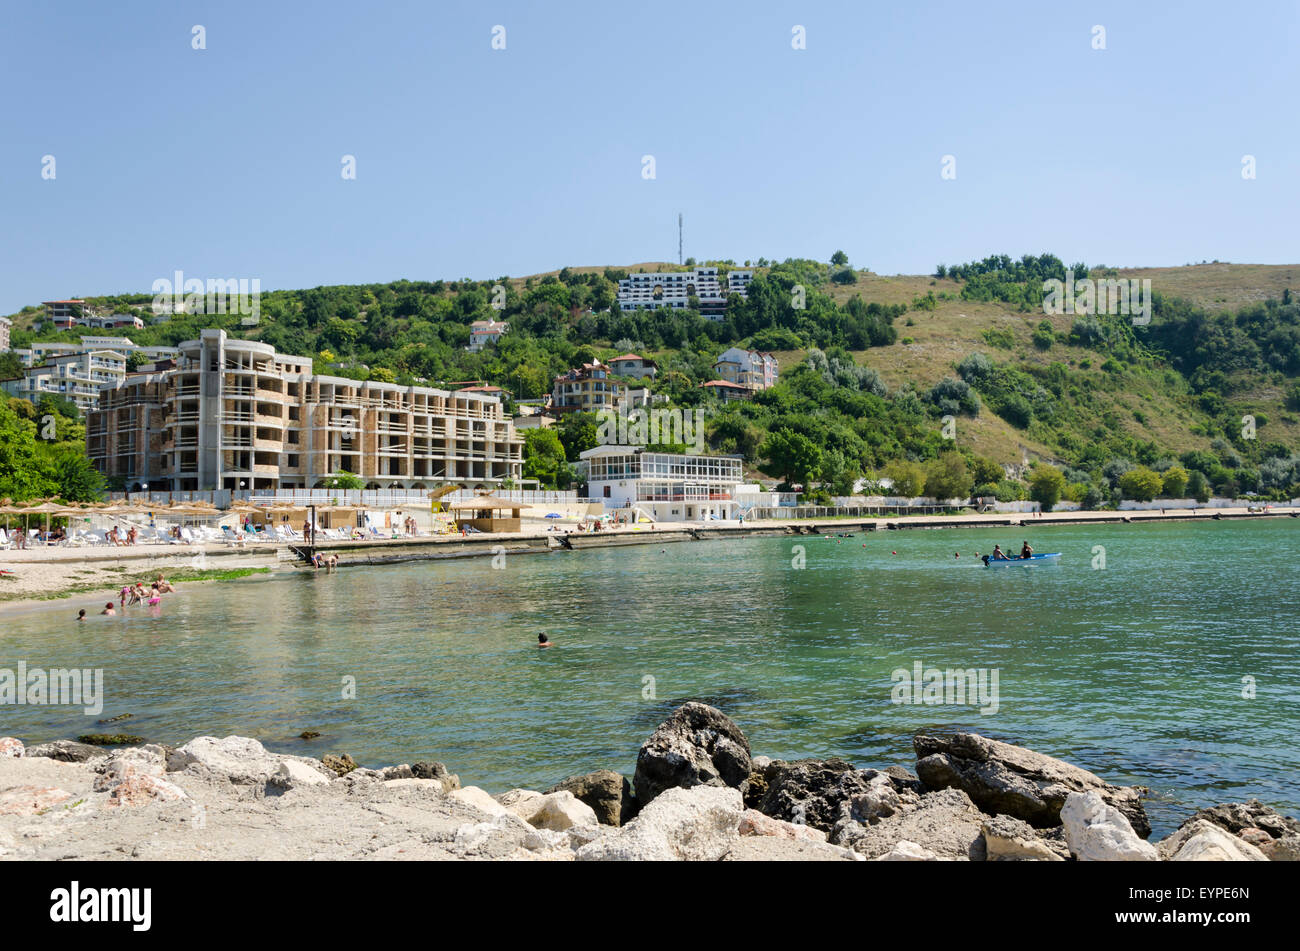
5 257 1299 502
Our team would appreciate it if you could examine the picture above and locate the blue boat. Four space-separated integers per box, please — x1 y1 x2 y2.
982 552 1061 567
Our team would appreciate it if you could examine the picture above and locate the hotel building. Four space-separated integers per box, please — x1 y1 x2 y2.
0 316 10 352
2 349 130 414
713 347 779 391
616 267 752 320
87 329 523 492
581 444 744 522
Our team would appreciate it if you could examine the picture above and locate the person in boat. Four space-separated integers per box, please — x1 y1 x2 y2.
991 544 1008 561
1020 541 1033 559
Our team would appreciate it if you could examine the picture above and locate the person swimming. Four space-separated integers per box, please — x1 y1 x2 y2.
101 602 115 616
77 609 86 621
537 632 553 648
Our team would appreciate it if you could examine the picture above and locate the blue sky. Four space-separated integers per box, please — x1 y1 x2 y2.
2 0 1297 313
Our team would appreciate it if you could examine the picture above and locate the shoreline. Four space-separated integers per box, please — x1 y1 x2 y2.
2 704 1295 861
1 504 1295 613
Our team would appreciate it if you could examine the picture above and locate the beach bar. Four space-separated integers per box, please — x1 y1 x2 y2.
447 495 529 533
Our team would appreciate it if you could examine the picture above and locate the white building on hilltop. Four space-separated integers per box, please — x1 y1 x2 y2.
467 319 509 352
713 347 779 391
2 349 129 414
581 444 743 522
616 267 751 320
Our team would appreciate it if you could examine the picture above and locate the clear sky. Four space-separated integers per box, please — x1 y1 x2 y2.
2 0 1297 313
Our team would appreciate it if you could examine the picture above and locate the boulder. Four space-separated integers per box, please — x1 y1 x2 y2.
547 770 633 826
321 754 358 776
914 732 1150 837
834 788 988 860
450 786 512 819
379 765 414 781
94 746 165 779
760 758 917 833
744 756 784 809
633 703 751 806
0 737 23 758
412 761 460 789
526 791 599 832
1157 820 1269 861
168 735 329 786
99 769 189 809
576 785 744 861
24 739 108 763
1177 800 1300 861
738 809 827 843
874 840 940 861
1060 790 1156 861
981 814 1067 861
496 789 545 819
267 759 332 791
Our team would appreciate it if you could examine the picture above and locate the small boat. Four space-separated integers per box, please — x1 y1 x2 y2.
982 552 1061 567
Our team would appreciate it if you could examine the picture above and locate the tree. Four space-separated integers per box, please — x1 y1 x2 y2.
318 470 365 490
523 428 568 488
760 430 822 486
830 250 849 267
1160 465 1189 498
884 459 926 497
1118 466 1163 502
1029 464 1067 511
923 452 973 500
557 413 599 462
1186 469 1211 503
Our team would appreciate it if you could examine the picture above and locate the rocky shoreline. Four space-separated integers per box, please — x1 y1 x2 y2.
1 703 1295 861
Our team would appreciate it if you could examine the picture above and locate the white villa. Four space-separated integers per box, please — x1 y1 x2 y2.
714 347 779 391
608 353 658 380
581 444 744 522
467 319 509 352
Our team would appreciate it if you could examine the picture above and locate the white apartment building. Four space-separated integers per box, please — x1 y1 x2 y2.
714 347 779 391
87 329 522 492
15 336 179 368
2 349 128 414
616 267 751 320
581 444 744 522
467 319 509 352
0 316 10 352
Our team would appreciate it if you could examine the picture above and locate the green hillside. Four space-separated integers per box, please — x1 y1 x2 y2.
4 255 1300 506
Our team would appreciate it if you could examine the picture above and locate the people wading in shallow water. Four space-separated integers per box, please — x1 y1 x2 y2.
537 632 553 648
101 602 116 616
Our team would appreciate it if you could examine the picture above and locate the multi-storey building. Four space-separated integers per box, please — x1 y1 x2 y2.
551 360 628 413
713 347 779 391
616 266 750 320
581 445 743 521
87 329 522 492
2 349 128 414
42 300 86 329
0 316 10 352
15 337 178 368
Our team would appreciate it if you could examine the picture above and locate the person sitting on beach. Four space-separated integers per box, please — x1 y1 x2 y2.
107 526 121 546
1020 541 1033 559
101 602 116 616
126 526 138 545
991 544 1008 560
537 632 553 648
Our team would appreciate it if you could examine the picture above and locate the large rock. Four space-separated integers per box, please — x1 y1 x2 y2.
1060 790 1156 861
1157 820 1269 862
268 759 332 791
834 788 988 860
576 785 744 861
1176 800 1300 861
547 770 633 826
0 737 23 758
760 758 918 833
411 761 460 790
167 735 326 786
450 786 512 819
24 739 108 763
633 703 751 806
981 814 1067 861
738 808 827 843
914 732 1150 837
0 785 73 816
526 791 599 832
874 840 940 861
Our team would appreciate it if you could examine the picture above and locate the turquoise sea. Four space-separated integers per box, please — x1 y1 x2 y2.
4 519 1299 836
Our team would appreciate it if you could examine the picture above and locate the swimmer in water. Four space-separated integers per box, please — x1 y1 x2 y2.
77 609 86 622
101 602 115 616
537 632 553 648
